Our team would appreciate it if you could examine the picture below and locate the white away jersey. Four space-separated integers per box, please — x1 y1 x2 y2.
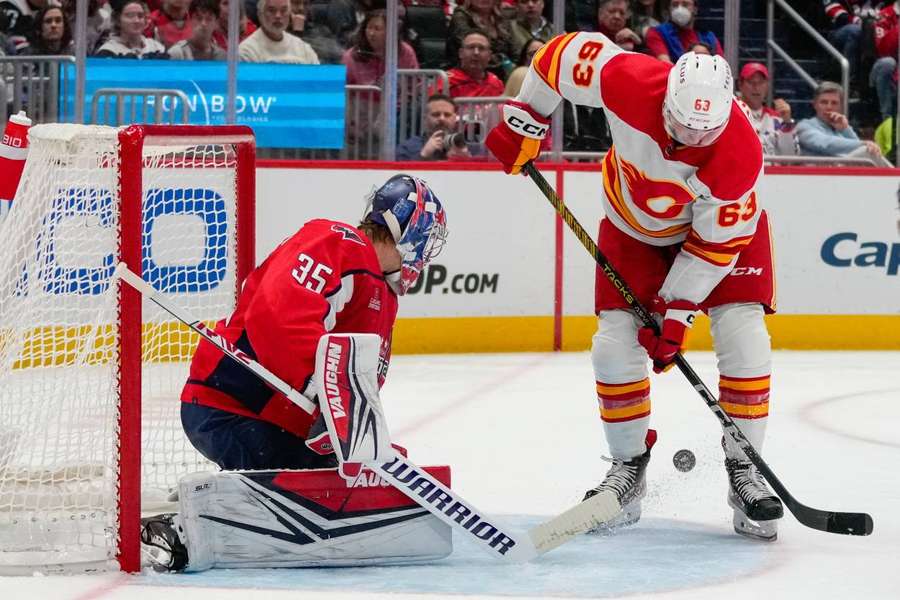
517 32 765 303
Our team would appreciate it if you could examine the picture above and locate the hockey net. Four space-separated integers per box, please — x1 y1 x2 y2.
0 124 255 574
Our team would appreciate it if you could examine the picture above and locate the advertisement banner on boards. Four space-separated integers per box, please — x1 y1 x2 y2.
63 59 346 149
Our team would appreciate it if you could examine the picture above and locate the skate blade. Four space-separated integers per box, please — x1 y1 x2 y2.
732 510 778 542
587 500 641 536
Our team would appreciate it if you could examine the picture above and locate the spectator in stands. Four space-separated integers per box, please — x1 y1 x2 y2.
146 0 191 48
167 0 223 59
871 2 898 122
342 9 418 85
212 0 255 49
737 62 798 156
20 5 73 55
287 0 341 63
509 0 551 62
62 0 111 54
565 0 597 33
689 41 711 54
396 93 477 160
822 1 871 81
796 81 889 164
0 0 41 53
645 0 722 63
447 0 513 79
326 0 376 50
446 29 504 97
95 0 168 57
630 0 666 40
504 36 543 96
596 0 641 52
239 0 319 62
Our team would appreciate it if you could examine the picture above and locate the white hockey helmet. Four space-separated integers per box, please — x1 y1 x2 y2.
663 52 734 147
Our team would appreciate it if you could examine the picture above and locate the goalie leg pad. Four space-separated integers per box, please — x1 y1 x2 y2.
173 467 452 571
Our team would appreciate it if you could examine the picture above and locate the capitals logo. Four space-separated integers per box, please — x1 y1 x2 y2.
331 224 365 245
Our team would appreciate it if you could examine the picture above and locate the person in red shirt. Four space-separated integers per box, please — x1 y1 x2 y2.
179 174 448 472
446 30 505 98
644 0 723 63
145 0 192 48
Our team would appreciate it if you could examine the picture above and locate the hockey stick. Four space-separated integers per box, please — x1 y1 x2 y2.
522 162 873 537
114 263 622 560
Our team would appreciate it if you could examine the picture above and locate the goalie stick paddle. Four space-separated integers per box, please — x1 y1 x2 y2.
522 162 873 537
114 263 623 560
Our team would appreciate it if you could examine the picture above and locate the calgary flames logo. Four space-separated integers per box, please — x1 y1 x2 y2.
619 158 695 219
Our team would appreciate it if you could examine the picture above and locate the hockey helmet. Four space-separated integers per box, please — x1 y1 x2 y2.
663 52 734 147
364 174 448 295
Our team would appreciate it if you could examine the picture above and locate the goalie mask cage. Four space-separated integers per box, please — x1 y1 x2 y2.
0 124 255 574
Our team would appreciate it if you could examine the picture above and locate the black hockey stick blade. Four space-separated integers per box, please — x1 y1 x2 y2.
791 502 874 536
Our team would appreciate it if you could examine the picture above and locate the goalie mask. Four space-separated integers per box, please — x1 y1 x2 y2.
364 174 448 295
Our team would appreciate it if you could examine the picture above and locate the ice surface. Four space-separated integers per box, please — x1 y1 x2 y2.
2 351 898 599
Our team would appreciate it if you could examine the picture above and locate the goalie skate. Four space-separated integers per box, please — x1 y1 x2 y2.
582 430 655 533
141 514 189 572
726 457 783 542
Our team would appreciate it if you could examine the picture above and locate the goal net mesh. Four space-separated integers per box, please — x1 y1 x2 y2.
0 124 242 572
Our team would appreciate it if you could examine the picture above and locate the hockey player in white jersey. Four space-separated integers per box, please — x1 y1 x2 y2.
486 34 783 541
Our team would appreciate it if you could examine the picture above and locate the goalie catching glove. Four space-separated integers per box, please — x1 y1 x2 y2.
486 100 550 174
636 296 699 373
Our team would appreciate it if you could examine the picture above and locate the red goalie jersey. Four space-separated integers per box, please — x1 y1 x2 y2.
182 219 399 438
520 33 764 304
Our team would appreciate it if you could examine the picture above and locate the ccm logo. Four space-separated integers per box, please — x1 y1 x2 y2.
508 115 548 137
730 267 764 276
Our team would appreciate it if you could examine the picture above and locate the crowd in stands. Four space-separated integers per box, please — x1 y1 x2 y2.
0 0 895 164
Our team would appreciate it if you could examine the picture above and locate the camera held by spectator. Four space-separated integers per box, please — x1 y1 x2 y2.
442 131 468 153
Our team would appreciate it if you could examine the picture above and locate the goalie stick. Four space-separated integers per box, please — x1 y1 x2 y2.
523 162 873 537
114 263 623 561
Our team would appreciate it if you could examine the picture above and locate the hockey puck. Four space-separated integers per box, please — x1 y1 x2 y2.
673 449 696 472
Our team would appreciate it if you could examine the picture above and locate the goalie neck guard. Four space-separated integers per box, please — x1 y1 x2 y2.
363 174 448 295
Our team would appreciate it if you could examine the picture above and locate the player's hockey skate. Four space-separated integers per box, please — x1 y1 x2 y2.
726 457 783 542
582 430 656 533
141 513 189 571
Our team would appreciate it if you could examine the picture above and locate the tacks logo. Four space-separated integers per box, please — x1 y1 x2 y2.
821 232 899 276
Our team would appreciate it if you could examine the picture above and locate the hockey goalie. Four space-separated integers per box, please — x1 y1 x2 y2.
141 174 451 571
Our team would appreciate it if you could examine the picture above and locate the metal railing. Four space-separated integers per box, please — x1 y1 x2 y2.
0 56 76 124
454 96 507 148
344 84 382 160
90 88 190 126
766 0 849 110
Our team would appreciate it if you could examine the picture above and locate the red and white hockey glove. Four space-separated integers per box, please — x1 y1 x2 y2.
637 296 699 374
486 100 550 174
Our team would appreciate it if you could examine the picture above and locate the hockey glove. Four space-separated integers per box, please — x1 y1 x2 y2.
636 296 699 374
486 100 550 174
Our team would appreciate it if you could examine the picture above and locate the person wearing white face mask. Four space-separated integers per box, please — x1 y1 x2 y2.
645 0 722 64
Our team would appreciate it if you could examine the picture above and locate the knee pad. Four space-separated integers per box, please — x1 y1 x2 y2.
710 303 771 378
591 310 648 383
